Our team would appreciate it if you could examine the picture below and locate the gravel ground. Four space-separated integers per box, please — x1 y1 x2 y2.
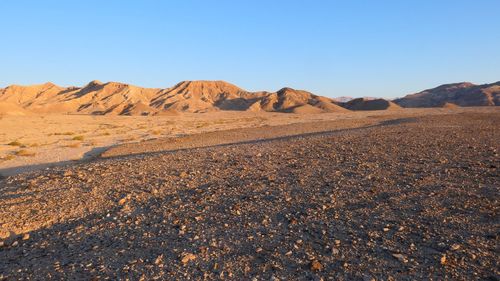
100 117 385 159
0 111 499 280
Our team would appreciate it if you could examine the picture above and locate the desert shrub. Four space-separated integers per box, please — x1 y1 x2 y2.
1 155 15 161
14 150 36 157
7 141 22 146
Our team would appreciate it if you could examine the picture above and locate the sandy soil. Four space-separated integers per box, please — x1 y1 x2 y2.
0 111 338 176
0 109 498 280
0 108 492 176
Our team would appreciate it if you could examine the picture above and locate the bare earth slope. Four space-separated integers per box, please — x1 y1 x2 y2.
0 111 498 280
0 102 31 116
0 81 343 115
394 82 500 107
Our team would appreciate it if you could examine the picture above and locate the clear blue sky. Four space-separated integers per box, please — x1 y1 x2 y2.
1 0 499 98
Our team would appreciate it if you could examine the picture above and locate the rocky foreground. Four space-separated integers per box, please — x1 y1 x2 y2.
0 112 499 280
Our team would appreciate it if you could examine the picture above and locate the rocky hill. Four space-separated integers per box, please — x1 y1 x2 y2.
343 98 401 111
0 81 347 115
394 82 500 107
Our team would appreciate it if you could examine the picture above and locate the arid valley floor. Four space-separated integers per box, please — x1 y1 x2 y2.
0 108 499 280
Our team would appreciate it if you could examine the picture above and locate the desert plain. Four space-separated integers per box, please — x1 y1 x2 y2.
0 105 498 280
1 0 499 279
0 107 489 176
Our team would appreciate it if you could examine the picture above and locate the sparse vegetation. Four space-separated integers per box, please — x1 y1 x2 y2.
1 154 15 161
195 122 211 128
14 149 36 157
72 135 85 141
150 130 162 135
7 140 22 146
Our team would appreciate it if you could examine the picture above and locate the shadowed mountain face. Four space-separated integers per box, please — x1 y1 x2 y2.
343 98 401 111
0 81 346 115
394 82 500 108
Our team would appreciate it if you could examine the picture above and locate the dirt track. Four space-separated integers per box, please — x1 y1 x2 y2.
0 111 499 280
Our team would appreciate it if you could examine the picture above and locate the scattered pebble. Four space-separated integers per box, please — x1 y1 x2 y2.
310 260 323 271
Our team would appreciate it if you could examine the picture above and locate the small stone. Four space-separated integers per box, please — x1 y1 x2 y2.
310 260 323 271
179 171 188 178
383 227 390 232
180 253 196 265
118 198 127 205
0 228 17 246
22 233 30 241
331 247 340 255
155 254 164 265
451 244 460 250
392 253 408 263
440 254 447 265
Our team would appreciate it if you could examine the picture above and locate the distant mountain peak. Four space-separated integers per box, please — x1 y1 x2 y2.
88 80 103 85
42 82 58 88
277 87 296 93
394 81 499 107
174 80 241 89
344 98 401 111
429 82 475 92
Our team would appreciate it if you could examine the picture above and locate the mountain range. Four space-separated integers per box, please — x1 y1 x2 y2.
0 80 498 116
0 80 348 116
394 81 500 107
